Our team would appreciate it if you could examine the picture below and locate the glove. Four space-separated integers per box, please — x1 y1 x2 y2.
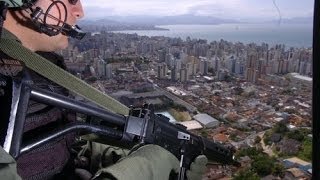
77 141 129 173
0 147 22 180
93 144 179 180
186 155 208 180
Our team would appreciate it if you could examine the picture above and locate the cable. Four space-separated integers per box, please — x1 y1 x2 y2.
43 1 67 36
272 0 282 26
0 1 9 37
29 1 67 36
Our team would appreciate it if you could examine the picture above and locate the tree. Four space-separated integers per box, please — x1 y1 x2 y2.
274 122 288 134
252 156 274 176
298 138 312 161
272 163 285 178
287 130 305 142
233 169 260 180
235 147 263 159
263 130 272 145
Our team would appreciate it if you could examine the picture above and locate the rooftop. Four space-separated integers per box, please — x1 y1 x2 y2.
178 120 203 130
284 157 311 166
290 73 312 82
194 113 219 124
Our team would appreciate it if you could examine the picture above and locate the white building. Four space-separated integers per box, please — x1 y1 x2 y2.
193 113 220 128
178 120 203 130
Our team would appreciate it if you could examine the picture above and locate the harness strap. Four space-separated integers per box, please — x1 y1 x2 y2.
0 38 129 115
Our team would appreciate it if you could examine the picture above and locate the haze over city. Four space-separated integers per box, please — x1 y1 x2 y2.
82 0 314 22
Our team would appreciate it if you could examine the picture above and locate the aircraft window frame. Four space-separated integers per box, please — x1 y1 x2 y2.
312 0 319 179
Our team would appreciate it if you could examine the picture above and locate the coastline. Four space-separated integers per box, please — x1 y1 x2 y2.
112 23 313 48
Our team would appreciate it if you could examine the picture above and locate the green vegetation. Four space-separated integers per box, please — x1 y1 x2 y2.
263 130 273 145
235 147 284 177
235 147 263 159
273 163 285 178
263 122 312 161
263 122 288 145
286 129 305 141
298 138 312 162
251 155 279 176
273 122 288 134
233 169 260 180
229 133 240 141
281 88 294 95
199 129 209 138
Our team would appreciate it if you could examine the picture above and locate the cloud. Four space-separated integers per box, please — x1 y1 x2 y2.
81 0 314 20
83 6 115 19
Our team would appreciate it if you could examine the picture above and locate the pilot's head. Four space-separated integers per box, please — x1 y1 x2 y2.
2 0 86 51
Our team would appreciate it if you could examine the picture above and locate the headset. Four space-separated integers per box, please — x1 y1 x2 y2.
0 0 86 39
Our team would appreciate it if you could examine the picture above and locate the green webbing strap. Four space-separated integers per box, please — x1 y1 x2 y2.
0 38 129 115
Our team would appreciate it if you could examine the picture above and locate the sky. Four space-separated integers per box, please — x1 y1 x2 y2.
81 0 314 21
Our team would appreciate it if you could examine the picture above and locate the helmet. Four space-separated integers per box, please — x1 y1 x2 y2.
1 0 36 8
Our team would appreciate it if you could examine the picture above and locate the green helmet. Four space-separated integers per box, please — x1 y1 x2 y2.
1 0 35 8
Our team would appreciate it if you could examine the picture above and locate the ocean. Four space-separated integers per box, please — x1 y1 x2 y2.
113 23 313 48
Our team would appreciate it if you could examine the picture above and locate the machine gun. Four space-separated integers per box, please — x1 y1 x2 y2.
1 67 240 180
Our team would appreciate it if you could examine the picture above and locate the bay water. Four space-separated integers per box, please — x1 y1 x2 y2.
113 23 313 48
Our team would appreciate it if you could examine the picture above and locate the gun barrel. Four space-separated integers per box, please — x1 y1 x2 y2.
201 137 240 166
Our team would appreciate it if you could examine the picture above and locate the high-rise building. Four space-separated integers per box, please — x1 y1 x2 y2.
227 56 236 74
246 51 258 82
199 57 208 75
272 60 280 74
306 63 312 76
158 49 166 62
166 53 174 68
83 51 92 63
299 61 307 75
174 58 182 72
157 63 167 79
186 63 194 79
96 58 106 78
235 61 245 75
171 66 177 81
245 68 252 82
211 56 220 72
281 60 289 74
106 64 113 79
180 68 188 83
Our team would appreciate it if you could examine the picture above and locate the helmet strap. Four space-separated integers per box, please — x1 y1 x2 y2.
0 1 9 37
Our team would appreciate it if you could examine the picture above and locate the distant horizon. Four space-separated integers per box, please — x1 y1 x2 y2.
80 14 313 25
82 0 314 21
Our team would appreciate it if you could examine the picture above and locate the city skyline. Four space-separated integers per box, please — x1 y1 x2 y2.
82 0 314 21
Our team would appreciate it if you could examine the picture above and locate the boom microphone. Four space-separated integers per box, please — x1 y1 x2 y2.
29 0 86 39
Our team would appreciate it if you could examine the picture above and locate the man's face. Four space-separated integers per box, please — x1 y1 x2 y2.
33 0 84 51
